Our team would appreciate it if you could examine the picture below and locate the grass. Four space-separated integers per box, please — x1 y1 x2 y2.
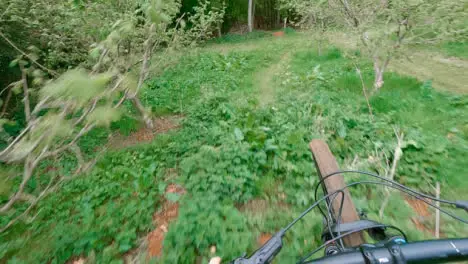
441 42 468 59
1 33 467 263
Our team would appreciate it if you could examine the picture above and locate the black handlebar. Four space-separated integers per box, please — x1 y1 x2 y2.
305 238 468 264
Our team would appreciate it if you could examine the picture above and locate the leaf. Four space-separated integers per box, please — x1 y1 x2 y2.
234 127 244 141
87 106 122 127
337 124 347 138
9 59 19 68
41 69 111 104
166 192 180 202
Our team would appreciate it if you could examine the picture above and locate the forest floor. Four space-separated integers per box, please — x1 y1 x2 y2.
1 31 467 264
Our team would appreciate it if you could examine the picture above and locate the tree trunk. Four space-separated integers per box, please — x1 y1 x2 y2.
373 55 391 92
217 22 222 37
131 97 153 129
248 0 254 32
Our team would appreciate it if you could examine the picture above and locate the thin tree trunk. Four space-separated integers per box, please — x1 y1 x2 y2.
130 23 155 129
379 130 404 219
131 97 153 129
217 22 222 37
248 0 254 32
277 9 280 28
373 54 391 92
0 86 12 117
354 64 374 120
19 65 31 123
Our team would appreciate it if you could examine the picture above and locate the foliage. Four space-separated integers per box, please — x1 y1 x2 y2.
163 196 252 262
0 0 229 237
1 34 467 264
282 0 468 91
0 0 137 69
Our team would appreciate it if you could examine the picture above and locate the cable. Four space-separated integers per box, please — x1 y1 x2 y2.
284 190 346 232
286 179 468 235
328 191 345 249
298 224 408 264
286 180 467 264
314 170 458 207
338 180 468 224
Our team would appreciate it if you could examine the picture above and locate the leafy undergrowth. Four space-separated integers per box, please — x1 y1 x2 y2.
1 35 468 263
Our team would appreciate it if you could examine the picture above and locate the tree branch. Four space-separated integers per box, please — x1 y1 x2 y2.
44 123 95 158
0 84 13 117
379 129 404 219
0 156 34 213
19 64 31 123
0 175 61 233
0 120 37 159
0 31 58 76
353 63 374 120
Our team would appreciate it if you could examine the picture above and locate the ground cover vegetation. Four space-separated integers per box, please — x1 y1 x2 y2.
0 0 467 263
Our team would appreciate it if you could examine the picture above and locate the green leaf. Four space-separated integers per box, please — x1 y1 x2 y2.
337 124 347 138
87 106 122 127
234 127 244 141
41 69 111 104
9 59 19 68
166 192 180 202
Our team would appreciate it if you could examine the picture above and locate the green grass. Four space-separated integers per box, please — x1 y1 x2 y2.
209 31 272 44
1 34 467 263
441 41 468 59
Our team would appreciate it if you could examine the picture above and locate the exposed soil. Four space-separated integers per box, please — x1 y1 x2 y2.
406 198 432 233
257 233 273 246
147 184 186 258
238 199 289 248
108 115 183 149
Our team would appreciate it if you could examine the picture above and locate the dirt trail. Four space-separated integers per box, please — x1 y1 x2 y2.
327 32 468 94
255 52 291 107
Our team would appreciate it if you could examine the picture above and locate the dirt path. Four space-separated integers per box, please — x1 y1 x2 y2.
255 52 291 107
327 32 468 94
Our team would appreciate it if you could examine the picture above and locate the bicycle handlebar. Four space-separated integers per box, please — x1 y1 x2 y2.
305 238 468 264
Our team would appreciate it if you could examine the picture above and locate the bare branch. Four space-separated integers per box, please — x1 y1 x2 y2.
44 123 96 158
91 48 109 74
0 120 37 159
0 84 13 117
379 129 404 219
0 175 61 233
73 99 99 126
353 63 374 120
19 64 31 123
132 23 156 98
0 31 58 76
0 156 34 213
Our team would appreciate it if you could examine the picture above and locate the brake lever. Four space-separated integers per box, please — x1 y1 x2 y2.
455 201 468 212
232 229 285 264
